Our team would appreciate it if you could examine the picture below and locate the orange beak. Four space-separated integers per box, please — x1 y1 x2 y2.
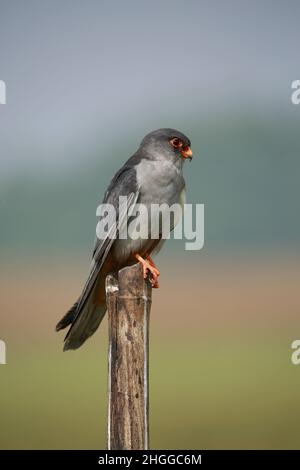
181 146 193 161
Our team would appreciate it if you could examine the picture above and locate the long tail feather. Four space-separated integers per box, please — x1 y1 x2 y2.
63 302 106 351
55 302 78 331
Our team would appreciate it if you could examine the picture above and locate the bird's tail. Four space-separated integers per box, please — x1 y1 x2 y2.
64 302 106 351
56 283 107 351
56 302 78 331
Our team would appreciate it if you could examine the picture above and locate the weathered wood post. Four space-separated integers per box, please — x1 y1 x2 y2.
106 262 152 450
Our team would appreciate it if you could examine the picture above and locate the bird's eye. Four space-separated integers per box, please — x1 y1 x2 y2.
169 137 183 149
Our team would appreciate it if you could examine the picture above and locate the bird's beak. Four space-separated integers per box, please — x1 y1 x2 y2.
181 146 193 161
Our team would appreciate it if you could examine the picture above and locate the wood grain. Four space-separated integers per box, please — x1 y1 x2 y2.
106 263 152 450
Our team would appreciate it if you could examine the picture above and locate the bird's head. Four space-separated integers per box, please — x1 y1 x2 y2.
139 128 193 163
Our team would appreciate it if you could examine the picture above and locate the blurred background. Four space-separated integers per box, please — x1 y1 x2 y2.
1 0 300 449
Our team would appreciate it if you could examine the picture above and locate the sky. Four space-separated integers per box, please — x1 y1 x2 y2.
0 0 300 178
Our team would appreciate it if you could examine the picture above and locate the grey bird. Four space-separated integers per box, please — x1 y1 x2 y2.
56 128 193 350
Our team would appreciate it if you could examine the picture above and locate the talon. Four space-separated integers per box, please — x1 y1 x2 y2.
135 253 160 288
145 254 160 287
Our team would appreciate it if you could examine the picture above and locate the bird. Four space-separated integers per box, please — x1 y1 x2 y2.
56 128 193 350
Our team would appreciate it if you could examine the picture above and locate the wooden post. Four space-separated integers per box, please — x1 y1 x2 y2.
106 263 152 450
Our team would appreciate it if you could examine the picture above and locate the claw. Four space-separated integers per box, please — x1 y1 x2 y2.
135 253 160 288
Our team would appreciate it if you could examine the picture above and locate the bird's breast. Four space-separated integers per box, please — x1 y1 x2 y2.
111 159 185 265
136 159 185 206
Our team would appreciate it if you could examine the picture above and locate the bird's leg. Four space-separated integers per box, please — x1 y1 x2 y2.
145 254 160 288
145 254 157 268
135 253 160 288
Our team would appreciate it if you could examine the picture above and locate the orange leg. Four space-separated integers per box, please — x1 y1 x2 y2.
145 254 157 268
135 253 160 288
146 254 160 288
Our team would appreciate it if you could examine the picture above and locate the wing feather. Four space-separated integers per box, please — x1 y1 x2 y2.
65 166 139 333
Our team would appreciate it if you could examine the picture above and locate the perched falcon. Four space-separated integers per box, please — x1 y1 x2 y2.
56 128 192 350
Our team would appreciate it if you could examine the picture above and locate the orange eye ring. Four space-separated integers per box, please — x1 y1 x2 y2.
169 137 183 149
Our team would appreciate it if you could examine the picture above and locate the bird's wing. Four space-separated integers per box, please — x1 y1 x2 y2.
71 165 140 322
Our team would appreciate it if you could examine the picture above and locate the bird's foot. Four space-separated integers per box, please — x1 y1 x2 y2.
135 253 160 288
145 254 160 288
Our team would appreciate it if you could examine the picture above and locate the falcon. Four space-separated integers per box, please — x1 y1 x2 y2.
56 128 192 350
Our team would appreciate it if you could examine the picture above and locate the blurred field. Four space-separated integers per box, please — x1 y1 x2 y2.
1 254 300 449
